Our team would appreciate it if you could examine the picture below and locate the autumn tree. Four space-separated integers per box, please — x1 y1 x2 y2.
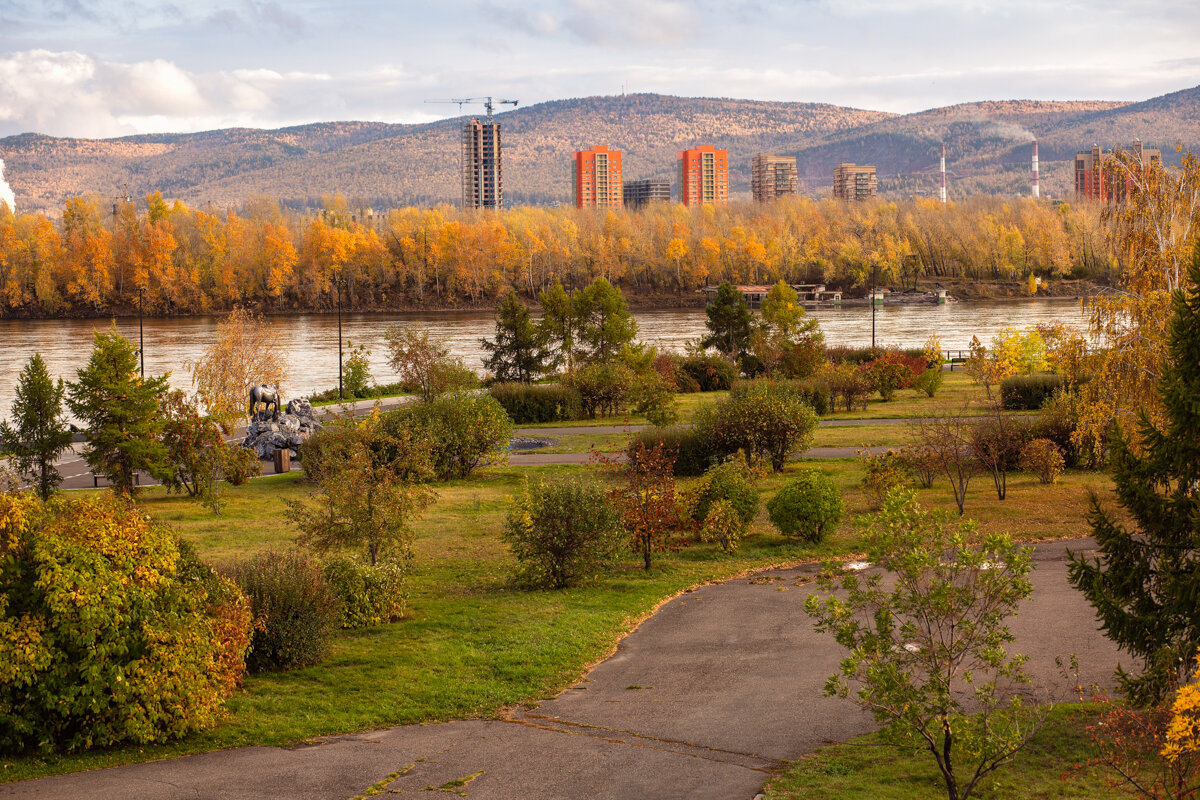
384 324 476 401
603 438 684 570
1077 149 1200 454
1068 242 1200 705
67 324 170 495
291 409 436 566
0 353 73 499
190 307 289 423
481 288 550 382
806 490 1041 800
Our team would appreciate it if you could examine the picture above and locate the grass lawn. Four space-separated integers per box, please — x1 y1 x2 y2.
825 370 993 419
2 440 1117 783
513 432 632 454
763 703 1126 800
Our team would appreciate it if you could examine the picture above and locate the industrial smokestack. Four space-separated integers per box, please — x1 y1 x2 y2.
1031 139 1040 199
940 143 947 204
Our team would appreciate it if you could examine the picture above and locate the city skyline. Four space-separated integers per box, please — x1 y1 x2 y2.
2 0 1199 139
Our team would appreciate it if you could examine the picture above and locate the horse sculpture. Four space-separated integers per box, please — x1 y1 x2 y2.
248 384 281 417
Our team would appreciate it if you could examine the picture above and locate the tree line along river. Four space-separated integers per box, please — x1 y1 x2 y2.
0 298 1089 420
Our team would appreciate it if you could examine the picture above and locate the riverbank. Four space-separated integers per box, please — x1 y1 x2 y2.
0 279 1105 321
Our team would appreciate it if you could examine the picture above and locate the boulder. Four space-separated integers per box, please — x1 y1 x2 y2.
242 397 323 459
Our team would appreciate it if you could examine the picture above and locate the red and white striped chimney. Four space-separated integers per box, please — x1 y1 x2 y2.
940 143 947 203
1031 139 1040 199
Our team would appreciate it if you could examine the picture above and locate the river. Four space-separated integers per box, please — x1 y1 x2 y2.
0 298 1089 419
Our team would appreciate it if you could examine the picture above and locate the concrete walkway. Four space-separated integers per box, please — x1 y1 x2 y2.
4 538 1121 800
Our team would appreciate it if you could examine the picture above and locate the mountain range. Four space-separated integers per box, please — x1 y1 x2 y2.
3 85 1200 216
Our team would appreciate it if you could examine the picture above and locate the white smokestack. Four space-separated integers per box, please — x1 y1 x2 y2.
939 143 947 204
1031 140 1040 199
0 160 14 214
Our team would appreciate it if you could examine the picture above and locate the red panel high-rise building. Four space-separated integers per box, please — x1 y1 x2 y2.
677 145 728 206
573 146 623 208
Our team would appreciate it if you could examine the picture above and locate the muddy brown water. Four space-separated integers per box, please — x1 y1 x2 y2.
0 298 1087 419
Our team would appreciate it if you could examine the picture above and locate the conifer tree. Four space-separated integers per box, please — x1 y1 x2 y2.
1068 240 1200 705
537 280 577 373
702 281 753 361
573 277 637 365
0 353 73 499
481 289 549 383
68 324 171 495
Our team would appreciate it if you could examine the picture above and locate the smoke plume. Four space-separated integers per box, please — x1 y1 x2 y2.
0 160 13 214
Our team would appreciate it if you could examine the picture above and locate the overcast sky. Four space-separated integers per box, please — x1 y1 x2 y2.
2 0 1199 139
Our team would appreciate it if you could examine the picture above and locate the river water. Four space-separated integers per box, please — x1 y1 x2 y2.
0 298 1089 419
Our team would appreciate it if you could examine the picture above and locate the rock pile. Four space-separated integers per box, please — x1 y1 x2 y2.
242 399 323 459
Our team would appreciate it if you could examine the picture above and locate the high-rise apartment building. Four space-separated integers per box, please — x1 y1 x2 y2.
623 178 671 210
677 146 728 206
751 154 798 202
832 163 877 201
1074 140 1161 202
462 119 503 209
573 146 623 208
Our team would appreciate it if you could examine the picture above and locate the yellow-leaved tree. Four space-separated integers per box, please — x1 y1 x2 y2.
1077 149 1200 453
190 306 289 422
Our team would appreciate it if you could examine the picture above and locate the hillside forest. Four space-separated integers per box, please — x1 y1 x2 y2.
0 192 1117 317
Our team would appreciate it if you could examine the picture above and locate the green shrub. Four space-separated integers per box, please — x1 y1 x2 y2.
792 376 833 416
222 444 262 486
1020 438 1066 484
1029 391 1095 469
912 367 944 398
343 341 373 398
489 382 582 424
0 494 253 752
767 468 844 542
654 353 701 393
1000 374 1066 410
322 555 409 629
566 362 634 418
825 345 884 365
400 391 513 480
629 426 721 477
228 550 339 673
692 461 759 529
502 476 625 588
697 380 819 471
861 448 910 509
630 369 680 427
699 499 744 554
680 353 738 391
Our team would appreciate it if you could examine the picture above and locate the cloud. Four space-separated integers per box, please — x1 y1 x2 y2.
0 49 432 137
482 0 696 46
205 1 306 35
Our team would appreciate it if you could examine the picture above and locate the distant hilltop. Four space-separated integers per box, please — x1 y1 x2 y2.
3 86 1200 215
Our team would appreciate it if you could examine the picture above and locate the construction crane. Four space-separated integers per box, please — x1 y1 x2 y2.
424 96 518 121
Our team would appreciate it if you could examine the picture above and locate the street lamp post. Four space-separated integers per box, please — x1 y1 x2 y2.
871 263 879 350
138 286 145 377
336 278 344 401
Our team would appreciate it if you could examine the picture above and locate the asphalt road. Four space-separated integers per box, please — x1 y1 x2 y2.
3 538 1122 800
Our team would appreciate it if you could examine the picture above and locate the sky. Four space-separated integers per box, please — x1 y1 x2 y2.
1 0 1199 139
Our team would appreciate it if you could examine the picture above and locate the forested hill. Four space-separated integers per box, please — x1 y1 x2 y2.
3 86 1199 215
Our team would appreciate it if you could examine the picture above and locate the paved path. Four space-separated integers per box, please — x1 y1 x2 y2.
513 418 926 437
4 538 1121 800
